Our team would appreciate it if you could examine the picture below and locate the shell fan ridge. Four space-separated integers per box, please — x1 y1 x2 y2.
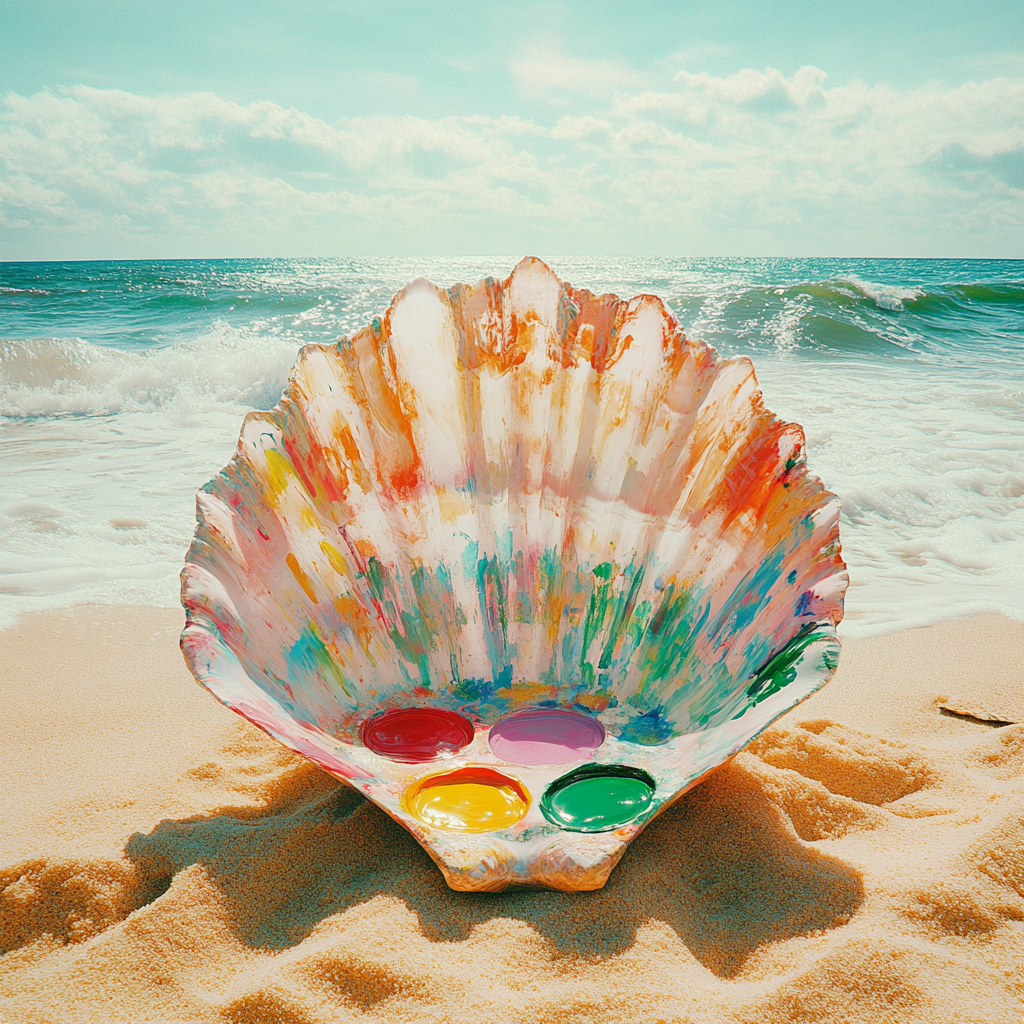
181 256 848 891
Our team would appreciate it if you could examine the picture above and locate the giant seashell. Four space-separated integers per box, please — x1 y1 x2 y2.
181 258 848 892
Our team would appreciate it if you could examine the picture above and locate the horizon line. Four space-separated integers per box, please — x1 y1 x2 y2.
4 255 1024 265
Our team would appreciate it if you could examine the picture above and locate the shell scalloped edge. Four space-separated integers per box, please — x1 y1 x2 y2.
180 257 848 891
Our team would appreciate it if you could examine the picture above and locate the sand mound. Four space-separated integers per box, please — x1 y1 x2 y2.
1 607 1022 1023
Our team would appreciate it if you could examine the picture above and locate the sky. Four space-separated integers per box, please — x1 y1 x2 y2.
1 0 1022 260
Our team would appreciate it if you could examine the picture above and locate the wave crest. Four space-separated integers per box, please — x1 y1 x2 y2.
0 327 297 419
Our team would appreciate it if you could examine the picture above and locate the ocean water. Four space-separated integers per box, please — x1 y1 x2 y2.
1 257 1022 636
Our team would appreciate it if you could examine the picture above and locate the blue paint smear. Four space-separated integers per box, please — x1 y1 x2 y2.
620 708 674 745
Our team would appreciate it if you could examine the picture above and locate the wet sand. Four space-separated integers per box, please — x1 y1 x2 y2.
2 606 1022 1023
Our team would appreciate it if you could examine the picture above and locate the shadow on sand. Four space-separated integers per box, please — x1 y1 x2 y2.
123 756 864 979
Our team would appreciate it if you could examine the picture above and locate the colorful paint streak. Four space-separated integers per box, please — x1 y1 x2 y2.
181 257 848 891
403 767 529 833
488 708 605 766
540 764 656 833
361 708 474 763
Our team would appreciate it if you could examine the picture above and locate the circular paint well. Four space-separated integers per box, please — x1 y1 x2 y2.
540 764 655 833
489 708 605 766
403 766 530 833
361 707 474 763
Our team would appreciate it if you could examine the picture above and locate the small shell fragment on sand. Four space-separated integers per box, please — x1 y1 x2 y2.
937 696 1018 726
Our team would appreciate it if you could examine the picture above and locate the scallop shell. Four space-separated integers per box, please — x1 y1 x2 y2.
181 257 848 892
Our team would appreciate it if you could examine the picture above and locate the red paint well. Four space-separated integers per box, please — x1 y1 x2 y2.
361 707 475 762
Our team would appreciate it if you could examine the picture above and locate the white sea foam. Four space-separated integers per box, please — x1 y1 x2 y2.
2 258 1022 638
750 356 1024 637
3 332 1022 637
841 276 926 311
1 327 296 419
0 330 299 626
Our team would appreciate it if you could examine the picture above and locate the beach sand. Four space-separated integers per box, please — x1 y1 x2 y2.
1 606 1021 1023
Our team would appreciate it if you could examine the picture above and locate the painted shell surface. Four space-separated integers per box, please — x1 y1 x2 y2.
181 258 848 892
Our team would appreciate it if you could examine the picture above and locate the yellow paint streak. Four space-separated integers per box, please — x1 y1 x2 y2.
265 449 296 495
320 540 349 576
333 594 375 655
575 693 611 712
435 486 471 524
496 683 560 704
286 553 318 604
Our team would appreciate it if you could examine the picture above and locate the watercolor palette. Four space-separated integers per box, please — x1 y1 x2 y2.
181 257 848 891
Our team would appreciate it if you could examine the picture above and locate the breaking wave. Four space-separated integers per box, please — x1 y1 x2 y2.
1 330 296 420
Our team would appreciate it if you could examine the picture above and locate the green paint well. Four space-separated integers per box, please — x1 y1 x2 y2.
540 764 655 833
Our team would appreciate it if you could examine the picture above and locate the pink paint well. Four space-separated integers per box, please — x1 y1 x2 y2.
488 708 606 766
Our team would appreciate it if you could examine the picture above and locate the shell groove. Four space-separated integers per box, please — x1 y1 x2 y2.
181 257 848 890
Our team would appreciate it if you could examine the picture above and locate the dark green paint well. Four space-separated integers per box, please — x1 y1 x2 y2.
540 763 656 833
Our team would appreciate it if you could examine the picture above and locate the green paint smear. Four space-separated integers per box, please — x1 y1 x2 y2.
541 765 655 833
578 560 652 693
288 626 353 697
633 579 706 704
742 627 836 710
360 555 468 690
365 555 387 603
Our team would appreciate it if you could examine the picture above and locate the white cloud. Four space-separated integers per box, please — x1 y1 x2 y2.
1 65 1021 257
509 40 648 99
673 65 828 108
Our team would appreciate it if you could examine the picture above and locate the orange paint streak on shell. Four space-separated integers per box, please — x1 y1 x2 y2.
339 322 424 502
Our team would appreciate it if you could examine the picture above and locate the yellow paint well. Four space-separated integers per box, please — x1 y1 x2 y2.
403 767 529 833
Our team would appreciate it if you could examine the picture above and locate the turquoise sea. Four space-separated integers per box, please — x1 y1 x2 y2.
1 257 1022 635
